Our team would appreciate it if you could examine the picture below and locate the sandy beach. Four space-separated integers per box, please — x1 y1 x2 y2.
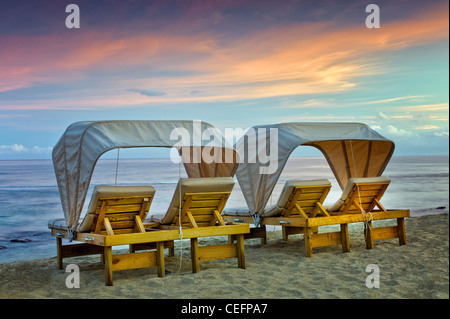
0 212 448 299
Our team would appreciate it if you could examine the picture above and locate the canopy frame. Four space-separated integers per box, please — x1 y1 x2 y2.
233 122 395 218
52 120 238 234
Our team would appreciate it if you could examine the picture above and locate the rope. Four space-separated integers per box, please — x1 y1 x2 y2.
349 140 373 237
175 157 184 274
114 148 120 186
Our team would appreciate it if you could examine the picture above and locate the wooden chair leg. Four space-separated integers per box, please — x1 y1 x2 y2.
56 237 63 270
397 218 407 245
236 234 246 269
282 226 288 241
365 221 374 249
190 238 200 273
340 223 350 253
104 246 113 286
260 225 267 244
304 227 313 257
156 241 165 277
169 246 175 257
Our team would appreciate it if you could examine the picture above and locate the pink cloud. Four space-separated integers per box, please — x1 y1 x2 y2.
0 2 447 109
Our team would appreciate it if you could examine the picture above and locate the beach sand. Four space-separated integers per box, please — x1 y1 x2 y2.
0 212 448 299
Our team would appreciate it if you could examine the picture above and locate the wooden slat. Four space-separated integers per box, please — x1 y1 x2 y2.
134 215 146 233
371 226 399 241
60 243 104 258
357 190 383 197
96 228 136 235
177 196 193 227
309 210 410 227
213 210 226 226
198 244 237 261
294 203 309 219
184 207 220 215
94 221 134 231
284 188 304 217
186 211 198 228
187 192 229 200
138 197 151 220
96 197 147 206
189 200 221 208
296 186 330 193
111 251 157 272
96 212 137 221
131 240 175 252
103 224 250 246
297 193 326 201
310 231 342 248
311 202 330 218
104 204 142 214
104 218 114 236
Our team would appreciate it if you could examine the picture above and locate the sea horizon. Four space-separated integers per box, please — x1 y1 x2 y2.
0 154 448 264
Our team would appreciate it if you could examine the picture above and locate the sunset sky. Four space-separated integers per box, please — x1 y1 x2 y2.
0 0 448 159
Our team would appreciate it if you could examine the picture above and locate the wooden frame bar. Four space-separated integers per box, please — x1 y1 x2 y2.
52 223 249 285
225 209 409 257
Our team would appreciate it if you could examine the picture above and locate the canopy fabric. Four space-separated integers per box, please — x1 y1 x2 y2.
52 120 237 232
234 122 395 217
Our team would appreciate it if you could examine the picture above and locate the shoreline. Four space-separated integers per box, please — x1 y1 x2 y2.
0 212 448 299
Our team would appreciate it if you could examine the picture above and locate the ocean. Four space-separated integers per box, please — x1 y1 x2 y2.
0 155 448 264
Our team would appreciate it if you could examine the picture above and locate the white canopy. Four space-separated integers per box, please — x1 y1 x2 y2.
52 120 238 232
234 122 395 218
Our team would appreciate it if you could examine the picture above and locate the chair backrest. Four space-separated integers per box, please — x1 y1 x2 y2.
328 177 390 214
161 177 235 226
78 185 155 234
261 179 331 218
281 181 331 218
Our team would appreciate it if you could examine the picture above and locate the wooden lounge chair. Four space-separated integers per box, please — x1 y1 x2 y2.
224 179 349 256
225 177 409 257
48 185 175 286
49 180 249 286
326 176 409 250
146 177 249 273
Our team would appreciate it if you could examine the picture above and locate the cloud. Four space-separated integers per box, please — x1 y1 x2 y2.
434 131 449 137
384 125 414 137
0 1 447 109
127 88 166 97
396 103 449 112
0 144 52 155
378 112 391 122
363 95 428 104
416 125 440 130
